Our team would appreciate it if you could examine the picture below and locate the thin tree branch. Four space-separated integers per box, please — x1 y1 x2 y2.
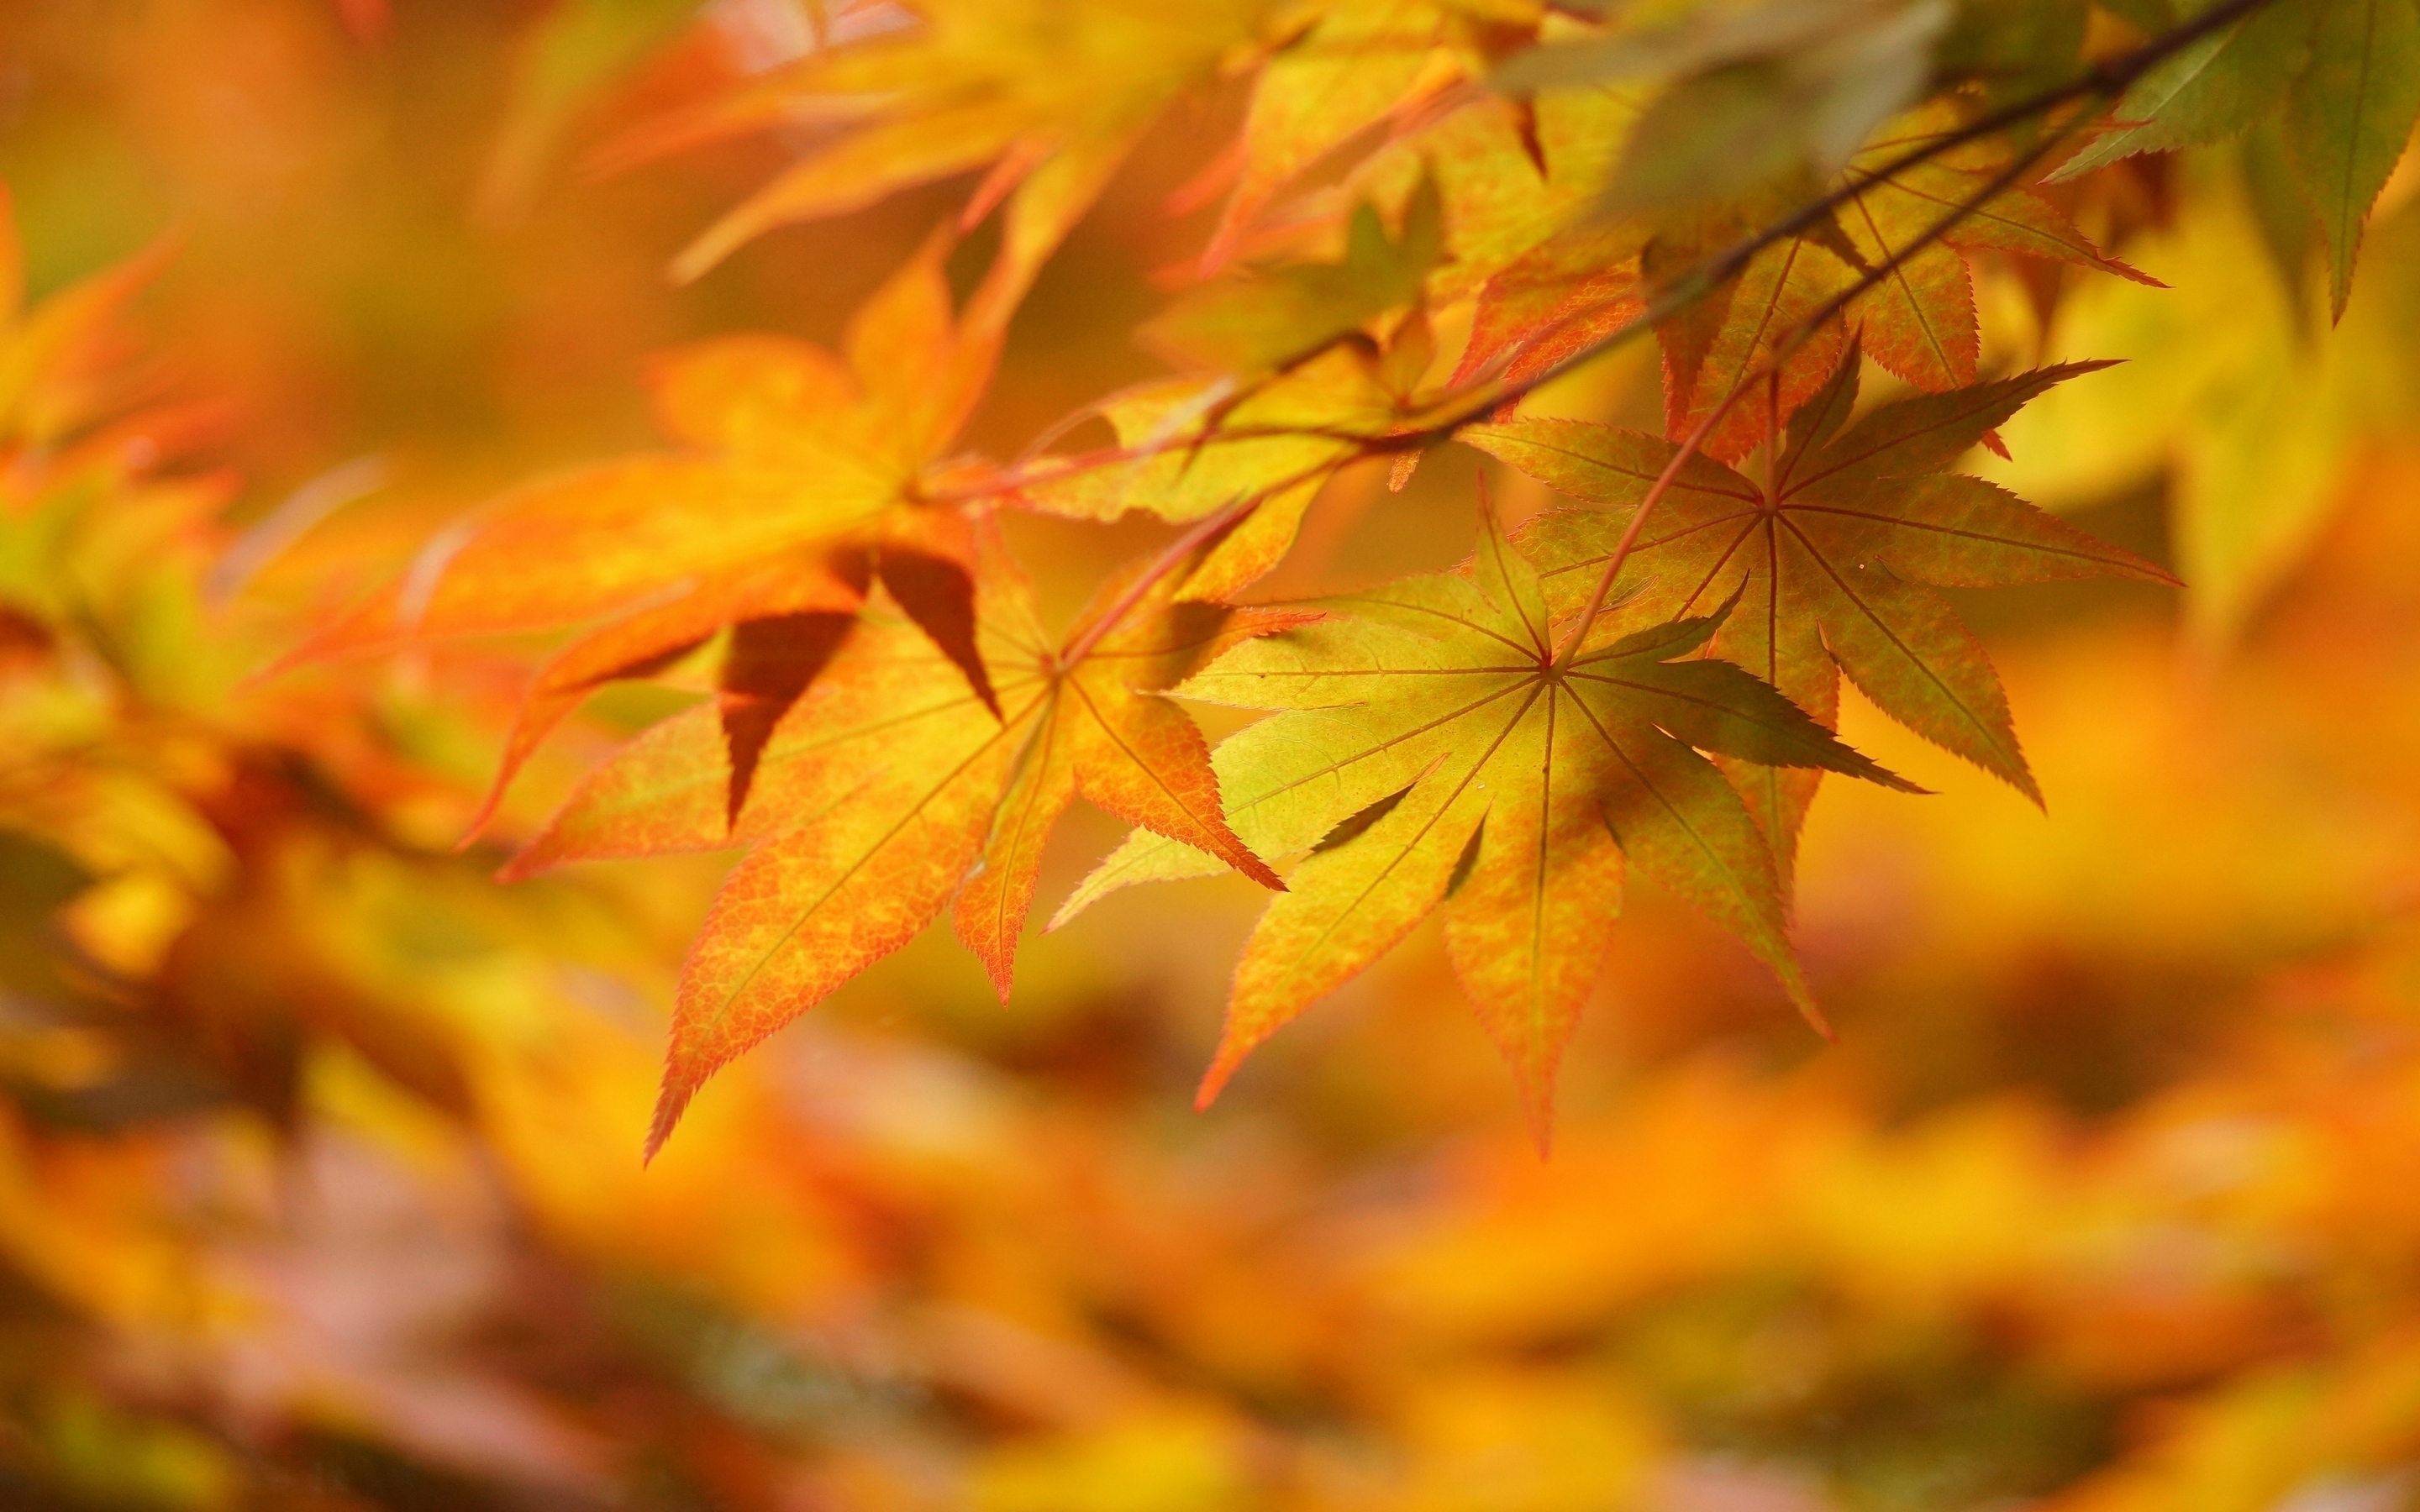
1544 102 2090 666
996 0 2270 670
932 0 2269 511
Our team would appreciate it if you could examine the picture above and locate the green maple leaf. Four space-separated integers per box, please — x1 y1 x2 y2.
1056 498 1911 1143
2285 0 2420 318
2049 0 2321 183
1467 354 2177 884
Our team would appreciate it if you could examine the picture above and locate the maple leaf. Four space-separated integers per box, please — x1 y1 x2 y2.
498 534 1298 1157
0 186 181 454
602 0 1275 326
1144 177 1445 377
2283 0 2420 318
292 239 1007 832
1467 354 2177 884
1349 78 1641 291
1638 108 2160 462
1013 325 1451 601
1453 223 1647 393
1326 84 1660 400
1201 0 1481 269
2044 0 2415 320
1056 497 1909 1145
2048 0 2319 184
1423 92 2154 460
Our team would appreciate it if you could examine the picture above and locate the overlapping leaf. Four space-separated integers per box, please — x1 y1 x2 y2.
1431 98 2154 460
1201 0 1483 268
1469 356 2175 883
295 243 1007 830
602 0 1276 320
503 535 1299 1155
2286 0 2420 316
2054 0 2321 180
0 186 182 455
1338 85 1653 394
1649 109 2159 461
1014 216 1459 600
2055 0 2419 318
1057 502 1908 1142
1145 178 1445 377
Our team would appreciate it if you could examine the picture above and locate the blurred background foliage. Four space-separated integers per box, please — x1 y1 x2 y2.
3 1 2420 1509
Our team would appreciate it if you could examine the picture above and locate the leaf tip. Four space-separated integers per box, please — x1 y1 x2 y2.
492 840 553 885
1864 759 1928 796
1193 1016 1260 1110
980 951 1016 1007
1192 1057 1239 1113
458 772 515 853
1515 1081 1557 1160
1234 852 1287 892
640 1075 697 1166
666 223 739 288
1773 957 1830 1042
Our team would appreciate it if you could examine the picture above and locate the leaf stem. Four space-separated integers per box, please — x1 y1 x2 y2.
1056 492 1260 667
990 0 2273 665
934 0 2271 516
1546 386 1744 670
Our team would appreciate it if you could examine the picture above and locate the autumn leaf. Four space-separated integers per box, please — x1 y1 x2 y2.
1012 332 1453 601
292 239 1011 834
2048 0 2319 182
1573 2 1949 219
1144 177 1445 377
1468 355 2176 884
304 240 991 653
1330 84 1656 402
2050 0 2418 318
1454 222 1648 393
500 533 1297 1157
1349 80 1644 303
601 0 1275 325
1647 212 1861 464
1058 496 1908 1145
0 189 180 452
2284 0 2420 318
1202 0 1469 270
479 0 702 218
1428 91 2152 463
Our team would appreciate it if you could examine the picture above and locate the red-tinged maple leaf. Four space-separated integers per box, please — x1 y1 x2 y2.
1467 355 2177 885
1346 82 1642 296
1452 223 1647 394
1056 496 1912 1146
1314 86 1655 395
1644 209 1861 465
1830 107 2164 391
1457 100 2160 463
494 533 1300 1157
289 239 1007 833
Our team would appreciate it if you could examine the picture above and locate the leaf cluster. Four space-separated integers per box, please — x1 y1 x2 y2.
313 0 2416 1150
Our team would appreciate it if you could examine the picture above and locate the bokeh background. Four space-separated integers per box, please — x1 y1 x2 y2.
4 3 2420 1509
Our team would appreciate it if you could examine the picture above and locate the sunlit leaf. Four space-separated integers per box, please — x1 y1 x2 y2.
1470 359 2172 881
